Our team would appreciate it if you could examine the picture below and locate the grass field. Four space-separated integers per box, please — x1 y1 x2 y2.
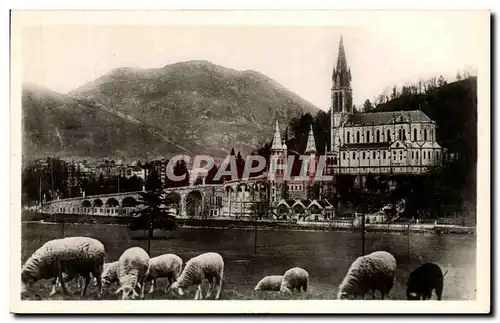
20 222 476 301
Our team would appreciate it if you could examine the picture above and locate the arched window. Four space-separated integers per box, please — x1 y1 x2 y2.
424 129 428 141
431 129 434 141
356 131 360 143
398 129 403 141
352 152 356 159
376 130 380 142
347 131 350 144
416 151 419 159
343 152 346 160
362 152 366 159
366 130 371 143
403 130 407 141
333 157 337 165
413 128 417 141
387 129 391 142
373 151 376 159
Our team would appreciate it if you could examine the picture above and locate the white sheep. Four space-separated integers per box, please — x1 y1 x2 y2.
254 275 284 291
115 247 150 300
21 236 105 297
90 261 120 290
169 252 224 300
337 250 397 300
280 267 309 293
146 253 183 294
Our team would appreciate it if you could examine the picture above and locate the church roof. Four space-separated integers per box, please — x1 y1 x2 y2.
345 110 433 126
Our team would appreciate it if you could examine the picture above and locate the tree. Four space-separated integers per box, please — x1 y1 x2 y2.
363 99 374 112
166 159 189 188
129 168 177 254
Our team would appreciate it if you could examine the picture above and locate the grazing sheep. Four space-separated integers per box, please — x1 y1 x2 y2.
280 267 309 293
21 236 105 297
91 261 120 290
406 263 448 300
254 275 284 291
146 254 183 294
169 252 224 300
115 247 150 300
337 250 397 300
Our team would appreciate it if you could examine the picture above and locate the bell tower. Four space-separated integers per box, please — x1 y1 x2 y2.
330 35 353 153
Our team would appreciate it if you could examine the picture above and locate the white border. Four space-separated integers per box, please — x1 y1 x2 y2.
8 8 491 315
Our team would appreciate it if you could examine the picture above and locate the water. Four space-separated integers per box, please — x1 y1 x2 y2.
21 222 476 300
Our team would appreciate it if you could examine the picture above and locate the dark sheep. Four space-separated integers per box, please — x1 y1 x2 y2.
406 262 448 300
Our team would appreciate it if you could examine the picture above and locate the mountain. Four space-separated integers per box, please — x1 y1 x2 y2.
69 60 321 157
22 83 187 162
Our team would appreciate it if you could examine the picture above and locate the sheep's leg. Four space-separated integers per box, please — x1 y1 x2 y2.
148 278 155 294
206 276 214 298
140 277 146 299
371 290 376 300
194 284 203 300
49 278 58 297
81 274 91 296
165 278 172 294
214 274 223 300
58 270 71 296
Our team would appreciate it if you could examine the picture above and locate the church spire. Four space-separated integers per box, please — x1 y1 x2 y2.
305 124 317 154
271 120 283 152
333 35 351 89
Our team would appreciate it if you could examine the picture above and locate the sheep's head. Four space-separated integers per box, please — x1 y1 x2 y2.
100 276 112 288
169 281 184 296
115 285 139 300
20 268 36 289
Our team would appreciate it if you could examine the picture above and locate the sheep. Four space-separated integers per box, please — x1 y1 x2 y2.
169 252 224 300
406 262 448 300
254 275 284 291
337 250 397 300
21 236 105 297
90 261 120 290
115 247 150 300
146 253 183 294
280 267 309 293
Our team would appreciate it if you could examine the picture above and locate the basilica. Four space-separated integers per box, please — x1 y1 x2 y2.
221 36 444 219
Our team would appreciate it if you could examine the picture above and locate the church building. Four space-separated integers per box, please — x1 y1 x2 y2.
324 36 443 175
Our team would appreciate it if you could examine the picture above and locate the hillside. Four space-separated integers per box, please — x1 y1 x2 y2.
372 77 478 206
22 84 186 162
69 60 320 157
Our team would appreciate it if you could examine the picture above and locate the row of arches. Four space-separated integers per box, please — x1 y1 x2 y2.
345 128 432 144
81 196 138 208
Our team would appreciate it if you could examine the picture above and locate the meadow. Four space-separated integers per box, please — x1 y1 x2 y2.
20 221 476 301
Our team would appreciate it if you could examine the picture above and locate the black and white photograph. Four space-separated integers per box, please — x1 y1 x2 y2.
9 9 490 314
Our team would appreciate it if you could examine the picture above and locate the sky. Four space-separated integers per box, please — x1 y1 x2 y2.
22 12 486 110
